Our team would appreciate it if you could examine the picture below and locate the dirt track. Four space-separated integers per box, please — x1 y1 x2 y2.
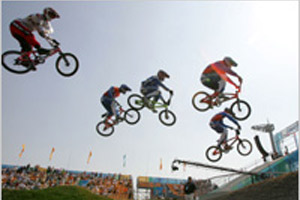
209 171 298 200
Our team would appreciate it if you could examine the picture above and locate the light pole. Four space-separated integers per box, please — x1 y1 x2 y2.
251 123 278 159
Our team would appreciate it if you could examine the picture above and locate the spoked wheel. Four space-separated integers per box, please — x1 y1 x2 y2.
237 139 252 156
96 121 114 137
192 91 212 111
56 53 79 77
127 94 145 110
2 51 33 74
206 146 223 162
230 100 251 121
124 109 141 125
158 110 176 126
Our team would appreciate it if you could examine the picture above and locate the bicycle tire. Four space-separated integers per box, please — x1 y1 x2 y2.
124 109 141 125
206 146 223 162
127 94 145 110
192 91 212 111
230 100 251 121
96 121 114 137
2 51 33 74
56 53 79 77
158 110 176 126
237 139 252 156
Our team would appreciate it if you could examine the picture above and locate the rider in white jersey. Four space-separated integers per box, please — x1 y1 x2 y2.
10 7 60 57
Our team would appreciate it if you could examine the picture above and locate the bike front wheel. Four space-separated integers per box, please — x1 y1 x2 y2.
158 110 176 126
2 51 33 74
206 146 223 162
96 121 114 137
237 139 252 156
230 100 251 121
127 94 145 110
124 109 141 125
56 53 79 77
192 91 212 111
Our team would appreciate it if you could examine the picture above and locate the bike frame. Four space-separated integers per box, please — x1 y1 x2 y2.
150 93 173 110
17 39 62 64
103 103 125 128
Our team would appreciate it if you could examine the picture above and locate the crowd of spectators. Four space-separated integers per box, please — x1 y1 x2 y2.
2 164 133 200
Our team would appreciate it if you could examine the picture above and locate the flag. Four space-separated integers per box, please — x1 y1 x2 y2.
49 147 55 161
19 144 25 158
159 158 163 170
123 154 126 167
87 151 92 164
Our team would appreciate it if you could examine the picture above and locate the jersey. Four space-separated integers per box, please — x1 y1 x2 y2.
202 60 239 88
103 87 121 100
210 111 239 129
141 75 170 91
17 13 54 36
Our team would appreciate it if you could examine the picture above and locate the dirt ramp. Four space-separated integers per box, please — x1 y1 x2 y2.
209 171 298 200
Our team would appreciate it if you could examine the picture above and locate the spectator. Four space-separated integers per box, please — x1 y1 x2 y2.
184 176 197 200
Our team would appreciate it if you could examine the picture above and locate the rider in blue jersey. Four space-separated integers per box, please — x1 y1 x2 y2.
140 70 173 112
101 84 131 122
210 108 241 150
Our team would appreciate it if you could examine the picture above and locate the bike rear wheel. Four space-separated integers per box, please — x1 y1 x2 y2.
96 121 114 137
124 109 141 125
230 100 251 121
192 91 212 111
206 146 223 162
56 53 79 77
127 94 145 110
237 139 252 156
2 51 33 74
158 110 176 126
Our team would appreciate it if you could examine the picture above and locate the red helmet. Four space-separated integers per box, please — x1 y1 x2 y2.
44 7 60 20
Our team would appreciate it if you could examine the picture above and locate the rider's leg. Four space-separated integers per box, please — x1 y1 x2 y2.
110 101 120 121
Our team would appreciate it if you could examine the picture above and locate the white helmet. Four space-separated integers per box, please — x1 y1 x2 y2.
43 7 60 20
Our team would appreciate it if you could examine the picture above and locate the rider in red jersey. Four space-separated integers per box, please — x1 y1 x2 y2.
201 57 242 103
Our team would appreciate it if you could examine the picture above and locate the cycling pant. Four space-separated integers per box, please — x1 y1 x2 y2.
140 86 162 102
210 121 228 146
101 96 119 118
201 73 225 93
10 20 40 52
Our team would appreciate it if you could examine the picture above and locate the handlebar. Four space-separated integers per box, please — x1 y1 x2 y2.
45 37 60 47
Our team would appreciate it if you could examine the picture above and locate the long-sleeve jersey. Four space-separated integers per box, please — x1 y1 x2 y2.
142 75 170 91
103 87 120 100
210 111 239 129
17 13 54 36
202 60 240 88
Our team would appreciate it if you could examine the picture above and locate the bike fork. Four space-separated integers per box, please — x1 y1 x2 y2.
59 52 70 66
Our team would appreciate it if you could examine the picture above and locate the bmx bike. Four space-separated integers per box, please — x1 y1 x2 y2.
127 92 176 126
192 87 251 121
2 37 79 77
205 129 252 162
96 102 141 137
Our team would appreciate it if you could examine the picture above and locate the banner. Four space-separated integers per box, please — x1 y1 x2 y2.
87 151 92 164
123 154 126 167
49 147 55 161
19 144 25 158
159 158 163 170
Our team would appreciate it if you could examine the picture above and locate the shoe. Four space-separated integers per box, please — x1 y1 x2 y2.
37 47 51 55
224 144 232 150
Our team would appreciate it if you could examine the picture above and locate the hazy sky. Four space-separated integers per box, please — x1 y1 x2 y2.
1 1 298 183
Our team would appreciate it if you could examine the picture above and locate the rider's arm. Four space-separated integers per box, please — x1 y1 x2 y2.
156 79 171 92
212 64 240 89
223 112 240 128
